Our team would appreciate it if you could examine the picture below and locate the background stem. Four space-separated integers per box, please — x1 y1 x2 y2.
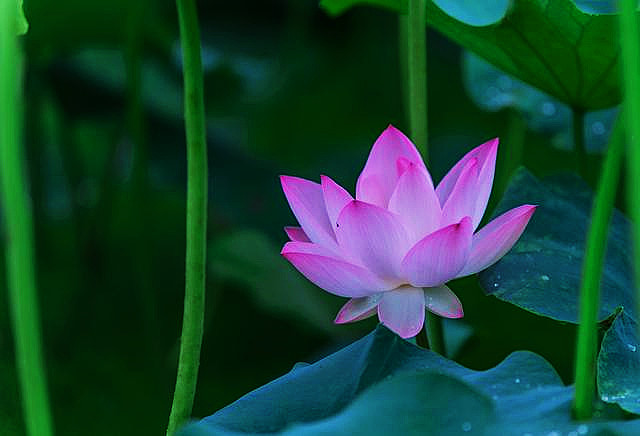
407 0 427 158
405 0 445 354
167 0 208 434
619 0 640 340
489 109 526 214
573 108 588 181
0 1 54 435
425 310 445 354
572 116 625 420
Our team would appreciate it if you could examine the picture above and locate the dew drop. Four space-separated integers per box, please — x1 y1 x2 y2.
542 102 556 116
515 378 521 384
627 343 637 352
461 422 472 432
577 424 588 434
493 283 499 288
546 431 560 436
541 275 550 281
591 121 605 136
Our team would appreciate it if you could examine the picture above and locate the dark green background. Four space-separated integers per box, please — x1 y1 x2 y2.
0 0 615 434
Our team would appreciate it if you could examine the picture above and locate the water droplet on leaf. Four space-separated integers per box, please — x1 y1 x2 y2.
591 121 605 135
542 102 556 116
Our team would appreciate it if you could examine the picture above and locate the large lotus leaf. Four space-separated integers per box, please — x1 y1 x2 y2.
180 325 640 435
478 168 638 413
598 308 640 414
479 168 634 323
321 0 628 110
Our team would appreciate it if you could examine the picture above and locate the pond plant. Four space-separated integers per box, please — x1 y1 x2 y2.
3 0 640 435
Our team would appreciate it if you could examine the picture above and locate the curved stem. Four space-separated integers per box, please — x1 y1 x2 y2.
619 0 640 339
167 0 208 434
0 2 54 435
572 116 625 420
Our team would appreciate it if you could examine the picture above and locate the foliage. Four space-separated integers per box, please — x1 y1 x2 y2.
480 168 638 413
321 0 631 109
181 325 640 435
3 0 640 434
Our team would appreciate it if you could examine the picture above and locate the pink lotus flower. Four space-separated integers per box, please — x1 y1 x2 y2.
280 125 535 339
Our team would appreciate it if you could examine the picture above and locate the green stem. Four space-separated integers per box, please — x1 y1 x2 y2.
407 0 427 158
572 116 625 420
619 0 640 338
426 311 445 354
406 0 443 354
124 0 160 357
573 108 588 181
125 1 146 189
498 110 525 194
0 2 54 435
398 14 409 125
415 327 429 348
167 0 208 434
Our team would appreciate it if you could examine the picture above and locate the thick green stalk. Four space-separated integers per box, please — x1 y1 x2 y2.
407 0 427 158
619 0 640 337
0 1 54 435
167 0 208 434
406 0 444 354
572 116 625 420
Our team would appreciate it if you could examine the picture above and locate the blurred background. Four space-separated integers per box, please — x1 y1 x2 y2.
0 0 619 434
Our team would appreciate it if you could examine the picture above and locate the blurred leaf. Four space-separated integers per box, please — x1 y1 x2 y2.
24 0 170 60
463 51 619 153
63 49 182 121
321 0 627 109
180 325 640 435
598 308 640 414
16 0 27 35
209 230 340 335
479 168 633 323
